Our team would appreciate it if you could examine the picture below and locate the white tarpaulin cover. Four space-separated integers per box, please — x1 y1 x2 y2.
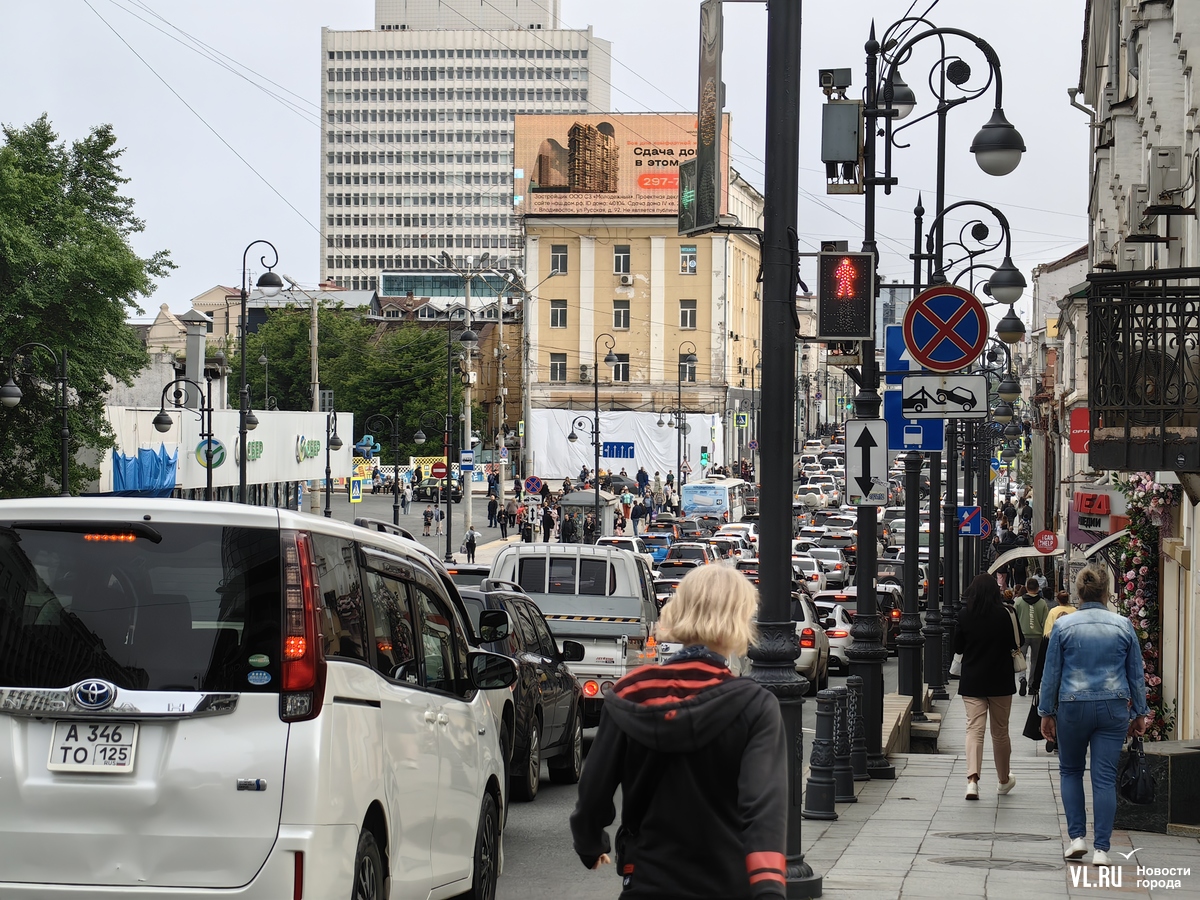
529 408 726 480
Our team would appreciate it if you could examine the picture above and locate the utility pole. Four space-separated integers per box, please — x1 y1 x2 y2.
748 0 822 895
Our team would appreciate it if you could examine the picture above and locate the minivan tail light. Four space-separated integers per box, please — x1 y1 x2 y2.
280 530 327 722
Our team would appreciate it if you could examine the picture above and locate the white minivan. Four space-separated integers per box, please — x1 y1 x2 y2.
0 498 517 900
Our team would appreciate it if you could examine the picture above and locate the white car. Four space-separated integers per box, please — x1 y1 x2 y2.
790 593 830 695
0 498 518 900
806 474 842 506
595 535 656 569
716 522 759 545
803 440 825 453
795 480 830 508
791 554 828 592
814 601 855 673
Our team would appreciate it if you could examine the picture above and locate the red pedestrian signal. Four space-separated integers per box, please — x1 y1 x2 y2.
816 250 875 341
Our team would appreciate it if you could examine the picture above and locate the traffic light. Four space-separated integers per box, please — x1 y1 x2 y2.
815 250 875 341
845 399 854 411
701 446 710 467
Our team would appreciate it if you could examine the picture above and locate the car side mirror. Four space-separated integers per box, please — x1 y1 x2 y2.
823 617 836 629
560 640 585 662
469 649 518 690
477 609 511 644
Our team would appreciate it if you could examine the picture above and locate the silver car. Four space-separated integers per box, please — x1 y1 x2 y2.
808 547 852 587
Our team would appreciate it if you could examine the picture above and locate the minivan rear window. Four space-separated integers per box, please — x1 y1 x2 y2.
0 522 281 693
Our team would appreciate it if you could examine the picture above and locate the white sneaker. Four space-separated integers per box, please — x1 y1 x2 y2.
1064 838 1088 860
998 774 1017 795
1092 850 1111 866
965 781 979 800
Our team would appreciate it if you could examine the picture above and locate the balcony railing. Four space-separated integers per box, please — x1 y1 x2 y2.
1088 267 1200 471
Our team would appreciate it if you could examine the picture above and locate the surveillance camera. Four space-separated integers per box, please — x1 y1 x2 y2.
818 68 853 91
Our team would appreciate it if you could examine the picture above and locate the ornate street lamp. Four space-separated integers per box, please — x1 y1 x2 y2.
1 343 71 496
324 410 343 518
366 414 403 526
239 240 283 503
153 358 221 501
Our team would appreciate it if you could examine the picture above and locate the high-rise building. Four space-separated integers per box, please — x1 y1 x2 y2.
320 0 612 290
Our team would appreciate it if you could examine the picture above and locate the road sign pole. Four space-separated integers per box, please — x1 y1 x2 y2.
924 451 948 701
897 452 926 720
941 421 960 683
845 26 894 784
962 421 975 579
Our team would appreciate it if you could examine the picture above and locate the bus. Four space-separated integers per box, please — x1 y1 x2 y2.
680 477 749 522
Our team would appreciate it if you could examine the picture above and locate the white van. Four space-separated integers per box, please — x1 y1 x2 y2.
0 498 517 899
488 544 662 728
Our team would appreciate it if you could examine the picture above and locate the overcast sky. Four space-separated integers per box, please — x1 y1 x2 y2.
0 0 1086 325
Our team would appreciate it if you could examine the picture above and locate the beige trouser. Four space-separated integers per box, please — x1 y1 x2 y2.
963 695 1013 782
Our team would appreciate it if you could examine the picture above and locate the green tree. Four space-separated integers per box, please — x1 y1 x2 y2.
0 116 172 497
240 306 471 464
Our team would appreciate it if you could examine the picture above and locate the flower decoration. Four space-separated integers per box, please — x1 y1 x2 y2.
1114 472 1181 741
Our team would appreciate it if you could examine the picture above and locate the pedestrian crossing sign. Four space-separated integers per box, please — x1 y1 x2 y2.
350 477 364 503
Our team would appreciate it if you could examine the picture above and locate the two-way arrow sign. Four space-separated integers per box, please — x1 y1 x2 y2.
846 419 888 506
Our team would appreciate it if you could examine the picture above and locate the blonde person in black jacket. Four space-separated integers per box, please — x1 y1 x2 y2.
571 565 787 900
954 573 1023 800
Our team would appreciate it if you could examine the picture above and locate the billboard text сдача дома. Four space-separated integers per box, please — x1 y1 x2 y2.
514 113 730 216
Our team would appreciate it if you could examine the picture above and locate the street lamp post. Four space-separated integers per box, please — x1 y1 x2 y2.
848 17 1027 753
367 414 402 526
491 267 560 519
430 251 489 533
751 1 819 893
568 333 617 540
258 354 277 410
0 343 71 496
677 341 698 482
240 240 283 503
152 361 221 501
414 410 454 559
324 409 343 518
567 415 600 541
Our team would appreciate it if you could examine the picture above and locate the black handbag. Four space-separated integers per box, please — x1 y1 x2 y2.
1022 696 1043 741
1117 736 1156 805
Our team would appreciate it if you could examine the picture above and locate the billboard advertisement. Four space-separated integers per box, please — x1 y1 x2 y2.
514 113 730 216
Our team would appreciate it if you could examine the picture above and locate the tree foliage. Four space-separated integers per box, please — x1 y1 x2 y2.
0 116 172 497
239 305 473 466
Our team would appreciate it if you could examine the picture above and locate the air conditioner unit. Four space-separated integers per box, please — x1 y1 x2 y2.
1148 146 1182 206
1126 184 1150 229
579 364 590 383
619 274 633 286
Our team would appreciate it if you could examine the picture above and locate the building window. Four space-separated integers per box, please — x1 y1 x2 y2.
613 299 630 330
680 299 697 329
613 244 630 275
549 353 567 382
679 353 697 383
680 244 697 275
550 244 568 274
612 353 630 383
550 299 567 328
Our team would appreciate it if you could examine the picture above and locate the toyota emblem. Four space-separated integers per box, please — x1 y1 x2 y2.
74 680 115 710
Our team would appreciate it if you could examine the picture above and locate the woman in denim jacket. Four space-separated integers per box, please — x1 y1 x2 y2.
1038 566 1149 866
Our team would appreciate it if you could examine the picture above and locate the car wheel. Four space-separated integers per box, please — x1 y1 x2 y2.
511 717 540 801
804 667 818 696
548 707 583 784
462 792 500 900
351 828 385 900
498 719 513 807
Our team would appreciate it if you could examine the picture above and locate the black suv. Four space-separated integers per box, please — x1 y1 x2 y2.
459 586 584 802
413 477 463 503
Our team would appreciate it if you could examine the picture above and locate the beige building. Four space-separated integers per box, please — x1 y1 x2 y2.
521 169 764 478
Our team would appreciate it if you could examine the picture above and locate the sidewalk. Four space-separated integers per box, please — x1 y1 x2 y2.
802 685 1200 899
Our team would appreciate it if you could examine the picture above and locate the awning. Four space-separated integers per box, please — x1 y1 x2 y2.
988 545 1065 575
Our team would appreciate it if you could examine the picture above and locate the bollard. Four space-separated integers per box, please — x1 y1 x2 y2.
801 689 838 820
832 685 856 803
847 675 869 781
